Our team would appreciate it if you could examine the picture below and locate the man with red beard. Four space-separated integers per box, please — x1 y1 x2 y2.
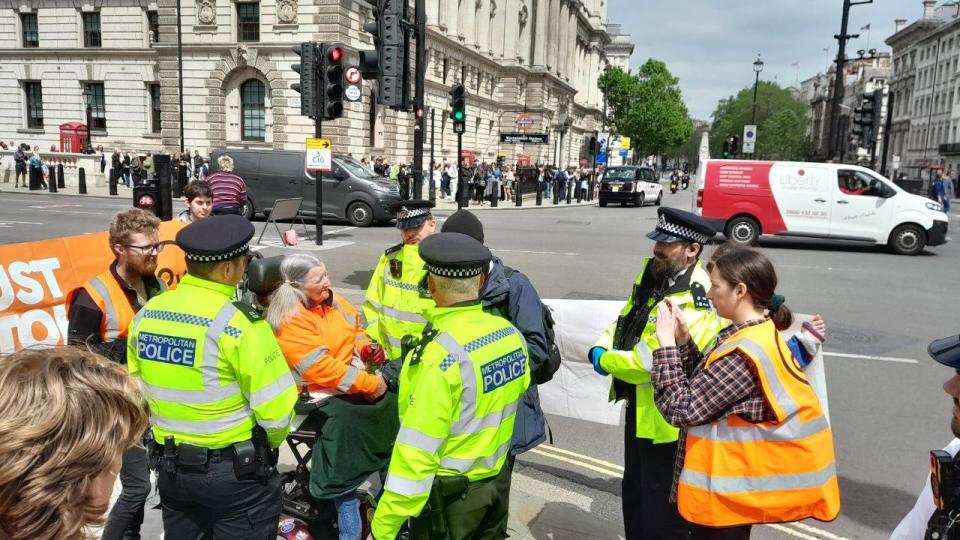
66 207 167 540
589 207 722 539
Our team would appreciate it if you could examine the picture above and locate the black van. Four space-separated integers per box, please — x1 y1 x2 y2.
209 149 401 226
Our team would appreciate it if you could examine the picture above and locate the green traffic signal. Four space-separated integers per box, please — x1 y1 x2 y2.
453 111 464 121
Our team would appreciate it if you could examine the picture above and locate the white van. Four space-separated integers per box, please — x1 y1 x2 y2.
694 160 949 255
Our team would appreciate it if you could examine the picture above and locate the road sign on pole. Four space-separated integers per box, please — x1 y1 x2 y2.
305 138 332 172
743 125 757 155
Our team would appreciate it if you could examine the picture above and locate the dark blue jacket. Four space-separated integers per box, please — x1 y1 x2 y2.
481 256 547 455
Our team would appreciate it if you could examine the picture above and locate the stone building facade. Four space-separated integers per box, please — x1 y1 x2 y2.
0 0 633 168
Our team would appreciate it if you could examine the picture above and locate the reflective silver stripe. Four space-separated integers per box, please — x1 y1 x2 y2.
380 305 428 324
714 337 800 416
440 439 510 472
386 335 403 348
383 264 430 295
337 364 361 392
88 277 121 341
258 415 293 430
130 308 147 334
679 463 837 494
384 473 435 496
154 407 251 434
364 298 383 311
295 347 330 375
451 400 519 435
142 381 241 405
248 371 295 409
396 426 445 454
203 303 239 392
689 414 831 443
435 332 476 424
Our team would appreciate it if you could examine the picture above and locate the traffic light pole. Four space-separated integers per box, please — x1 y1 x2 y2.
827 0 872 160
457 132 465 210
411 0 427 200
880 91 894 177
314 113 324 246
429 107 436 203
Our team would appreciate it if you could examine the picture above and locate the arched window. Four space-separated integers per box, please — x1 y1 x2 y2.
241 79 265 141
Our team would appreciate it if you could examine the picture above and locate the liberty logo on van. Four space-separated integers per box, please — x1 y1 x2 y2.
778 169 821 192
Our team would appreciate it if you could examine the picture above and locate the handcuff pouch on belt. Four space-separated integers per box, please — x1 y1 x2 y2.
425 475 469 538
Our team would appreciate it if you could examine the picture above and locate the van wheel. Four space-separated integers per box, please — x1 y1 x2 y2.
889 224 926 255
635 193 645 207
725 217 760 245
241 198 255 220
655 193 662 206
347 201 374 227
599 201 608 207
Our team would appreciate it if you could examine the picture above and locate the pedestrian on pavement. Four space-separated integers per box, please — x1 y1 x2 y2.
944 170 955 213
122 151 132 188
29 147 46 189
193 149 203 179
13 143 26 188
144 151 155 181
128 215 298 539
398 162 410 200
893 334 960 538
177 180 214 223
97 145 106 174
0 348 149 540
363 200 437 362
588 207 723 540
441 210 556 536
652 248 839 539
370 232 530 540
131 152 143 185
65 208 167 540
205 154 248 216
931 171 946 204
110 148 122 187
504 165 515 201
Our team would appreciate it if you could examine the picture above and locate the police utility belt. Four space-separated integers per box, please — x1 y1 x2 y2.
145 428 277 482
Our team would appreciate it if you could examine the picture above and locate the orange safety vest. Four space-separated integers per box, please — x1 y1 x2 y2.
65 269 136 342
678 320 840 527
274 291 379 395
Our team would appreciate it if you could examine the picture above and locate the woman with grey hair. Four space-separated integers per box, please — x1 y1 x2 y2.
265 254 387 540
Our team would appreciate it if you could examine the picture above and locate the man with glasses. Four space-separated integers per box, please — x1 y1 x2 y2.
128 214 297 538
66 207 167 540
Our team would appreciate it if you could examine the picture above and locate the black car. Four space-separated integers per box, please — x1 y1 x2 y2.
599 166 663 207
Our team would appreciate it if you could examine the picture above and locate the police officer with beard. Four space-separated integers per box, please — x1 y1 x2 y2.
589 207 722 539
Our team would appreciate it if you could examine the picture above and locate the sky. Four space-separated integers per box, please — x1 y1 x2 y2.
606 0 918 120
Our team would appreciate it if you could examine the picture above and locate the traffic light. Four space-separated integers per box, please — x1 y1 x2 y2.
320 43 345 120
291 42 319 119
722 137 732 158
360 0 407 109
852 94 876 142
731 135 740 157
589 136 598 155
449 84 466 133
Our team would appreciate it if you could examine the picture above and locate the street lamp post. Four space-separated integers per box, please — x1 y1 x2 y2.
752 54 764 125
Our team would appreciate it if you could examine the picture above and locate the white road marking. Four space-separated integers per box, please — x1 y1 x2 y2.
823 351 919 364
788 521 849 539
26 204 82 209
493 248 578 256
0 220 42 225
766 523 820 539
323 226 357 235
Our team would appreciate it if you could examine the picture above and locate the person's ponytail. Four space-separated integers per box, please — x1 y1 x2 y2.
765 294 794 331
262 253 321 332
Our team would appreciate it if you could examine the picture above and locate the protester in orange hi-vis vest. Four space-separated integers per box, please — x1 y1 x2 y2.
64 208 167 540
265 253 388 399
650 248 839 540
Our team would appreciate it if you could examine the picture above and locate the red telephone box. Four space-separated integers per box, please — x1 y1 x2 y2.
59 122 89 153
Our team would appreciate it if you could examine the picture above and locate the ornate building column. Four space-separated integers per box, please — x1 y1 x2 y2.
477 0 490 52
532 0 547 67
557 0 568 77
547 0 559 70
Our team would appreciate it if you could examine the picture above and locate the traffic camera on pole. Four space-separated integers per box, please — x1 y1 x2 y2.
320 43 345 120
449 84 466 133
360 0 406 109
291 42 319 119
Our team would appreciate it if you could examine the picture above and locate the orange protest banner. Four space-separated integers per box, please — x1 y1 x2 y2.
0 221 186 355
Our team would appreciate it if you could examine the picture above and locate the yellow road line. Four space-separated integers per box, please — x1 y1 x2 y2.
537 443 626 472
767 524 819 539
527 447 623 477
787 521 850 540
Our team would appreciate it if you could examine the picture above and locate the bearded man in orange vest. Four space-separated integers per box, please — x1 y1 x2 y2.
66 207 168 540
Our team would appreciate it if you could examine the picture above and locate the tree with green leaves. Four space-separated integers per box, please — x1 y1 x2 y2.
598 60 693 162
709 81 811 160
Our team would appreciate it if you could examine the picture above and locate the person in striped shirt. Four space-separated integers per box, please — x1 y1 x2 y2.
206 154 248 215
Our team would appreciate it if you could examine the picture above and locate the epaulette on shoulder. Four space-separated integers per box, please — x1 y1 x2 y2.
385 242 403 256
232 301 264 323
689 282 711 310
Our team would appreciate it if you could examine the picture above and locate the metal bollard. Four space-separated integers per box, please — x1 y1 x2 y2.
48 167 58 193
79 167 88 194
515 179 522 207
566 182 573 204
576 181 582 203
29 167 39 190
536 180 543 206
57 163 65 189
553 181 560 205
490 179 498 207
175 165 187 198
109 169 118 196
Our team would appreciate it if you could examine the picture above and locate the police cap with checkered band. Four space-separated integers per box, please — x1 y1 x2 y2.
646 207 716 245
418 232 492 278
175 214 255 263
390 200 435 230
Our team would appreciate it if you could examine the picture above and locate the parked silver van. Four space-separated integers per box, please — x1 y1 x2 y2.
209 149 401 226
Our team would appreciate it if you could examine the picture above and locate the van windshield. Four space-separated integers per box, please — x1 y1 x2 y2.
605 169 636 181
338 156 379 179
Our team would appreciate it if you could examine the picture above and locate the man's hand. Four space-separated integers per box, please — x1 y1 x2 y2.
810 314 826 340
589 347 608 376
365 373 388 402
360 342 386 366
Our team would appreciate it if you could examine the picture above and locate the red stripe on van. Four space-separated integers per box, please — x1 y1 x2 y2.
701 161 787 235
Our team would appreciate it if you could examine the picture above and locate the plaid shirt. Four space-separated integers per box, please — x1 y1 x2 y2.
651 318 777 500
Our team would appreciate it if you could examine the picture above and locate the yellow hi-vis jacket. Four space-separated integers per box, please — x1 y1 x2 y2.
679 320 840 527
127 273 298 449
363 242 435 360
371 303 530 540
593 258 722 443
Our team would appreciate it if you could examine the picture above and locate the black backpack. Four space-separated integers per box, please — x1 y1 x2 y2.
500 266 562 385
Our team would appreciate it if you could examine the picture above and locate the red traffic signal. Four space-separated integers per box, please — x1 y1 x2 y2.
327 46 343 64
